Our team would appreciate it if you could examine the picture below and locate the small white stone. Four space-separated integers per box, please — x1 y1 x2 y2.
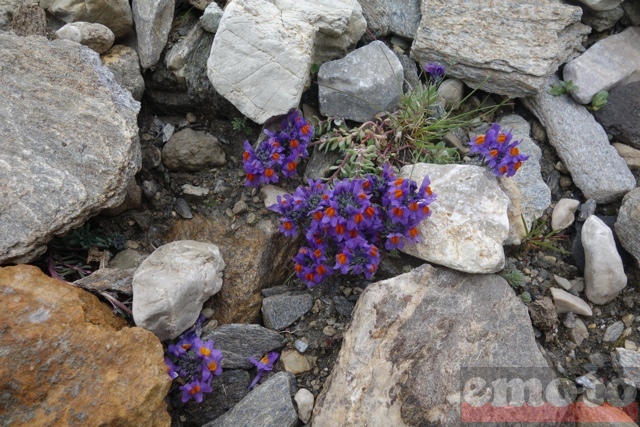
551 198 580 231
294 388 315 424
438 78 465 111
625 340 638 351
554 274 573 291
260 185 289 209
550 288 592 316
181 184 210 197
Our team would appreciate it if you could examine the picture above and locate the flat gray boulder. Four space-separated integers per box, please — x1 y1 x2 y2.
207 0 365 124
132 0 175 69
523 75 635 203
0 34 140 264
411 0 589 97
312 265 552 426
319 41 404 122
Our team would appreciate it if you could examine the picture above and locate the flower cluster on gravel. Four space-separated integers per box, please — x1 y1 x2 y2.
243 110 313 186
269 164 436 287
469 123 529 177
164 316 223 403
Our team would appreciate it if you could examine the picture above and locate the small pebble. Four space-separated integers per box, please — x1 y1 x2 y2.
246 213 257 224
323 326 337 337
343 288 352 297
185 112 197 123
232 200 248 215
126 240 139 250
294 339 309 353
623 314 635 327
201 308 214 319
326 318 336 326
252 196 260 204
588 323 596 329
603 321 624 343
225 208 234 218
588 352 606 368
625 340 638 351
174 198 193 219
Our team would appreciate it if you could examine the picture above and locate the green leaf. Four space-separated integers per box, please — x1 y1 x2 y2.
590 90 608 111
310 63 320 74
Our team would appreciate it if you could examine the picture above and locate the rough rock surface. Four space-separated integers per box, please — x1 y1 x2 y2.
498 176 527 245
46 0 133 39
0 34 141 265
0 265 171 426
0 1 47 36
615 187 640 266
564 26 640 104
162 128 226 171
200 1 223 33
576 0 624 11
207 0 366 124
498 115 551 227
203 372 298 427
165 214 299 324
319 40 404 122
399 163 510 274
594 81 640 149
101 44 145 101
614 348 640 386
202 324 284 369
357 0 421 38
55 21 115 54
523 75 635 203
582 6 624 31
132 0 175 69
582 215 627 304
312 265 551 426
261 293 314 330
411 0 589 97
133 240 225 341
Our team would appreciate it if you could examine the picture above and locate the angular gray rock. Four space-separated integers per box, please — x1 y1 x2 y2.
312 265 552 426
161 128 226 171
55 22 115 54
132 0 175 69
523 75 635 203
581 5 624 31
261 293 314 330
357 0 421 38
319 41 403 122
207 0 366 124
203 372 298 427
411 0 589 97
614 348 640 386
399 164 510 274
614 143 640 170
0 34 140 265
498 115 551 227
550 287 592 316
582 215 627 304
101 45 145 101
603 320 624 342
576 0 624 11
132 240 225 341
564 27 640 104
202 324 284 369
615 187 640 266
622 0 640 25
46 0 133 39
594 81 640 149
200 1 223 33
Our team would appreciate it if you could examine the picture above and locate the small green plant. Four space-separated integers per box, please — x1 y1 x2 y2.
520 292 532 303
232 117 253 136
177 7 194 25
500 269 526 289
521 215 569 254
549 80 578 96
589 90 608 111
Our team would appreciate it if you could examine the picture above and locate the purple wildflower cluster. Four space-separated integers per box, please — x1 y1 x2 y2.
249 352 279 389
243 111 314 187
424 62 446 84
469 123 529 177
164 317 223 403
270 164 436 287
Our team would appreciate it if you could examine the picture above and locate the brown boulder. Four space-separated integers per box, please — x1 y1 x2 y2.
0 265 171 427
165 213 299 324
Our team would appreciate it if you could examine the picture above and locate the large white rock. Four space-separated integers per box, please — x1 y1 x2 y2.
523 75 635 203
411 0 589 97
551 198 580 231
312 265 552 426
132 0 175 69
399 164 509 274
582 216 627 305
207 0 366 124
55 21 115 54
564 27 640 104
132 240 225 341
0 34 140 264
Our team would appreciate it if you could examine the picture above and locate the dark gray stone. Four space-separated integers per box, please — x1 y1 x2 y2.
594 81 640 149
202 324 285 369
358 0 421 38
581 5 624 31
319 41 404 123
203 372 297 427
174 198 193 219
179 369 250 427
73 268 135 294
0 34 140 264
395 52 420 93
332 295 354 318
261 293 314 330
303 147 342 181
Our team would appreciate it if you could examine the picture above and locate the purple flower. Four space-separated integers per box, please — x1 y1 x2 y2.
249 352 279 389
165 357 179 380
180 378 213 403
470 124 529 177
424 62 446 83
